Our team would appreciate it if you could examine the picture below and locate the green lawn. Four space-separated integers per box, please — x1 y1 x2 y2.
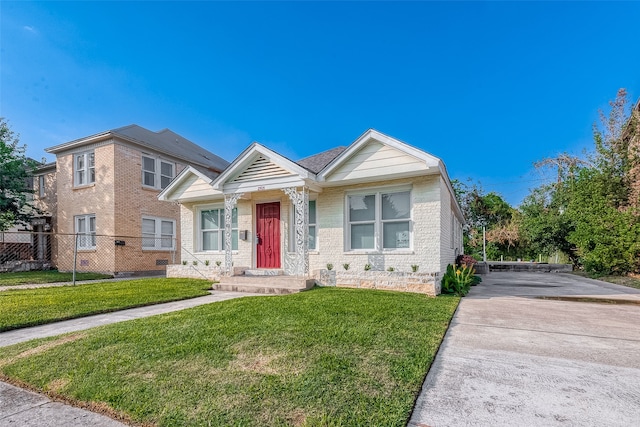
0 288 459 426
0 270 113 286
0 278 212 332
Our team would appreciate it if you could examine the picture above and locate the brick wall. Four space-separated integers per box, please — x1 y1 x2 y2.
310 175 443 274
112 143 184 273
53 140 186 274
175 175 447 276
56 143 116 272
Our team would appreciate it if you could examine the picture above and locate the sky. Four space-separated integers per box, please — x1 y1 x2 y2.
1 1 639 207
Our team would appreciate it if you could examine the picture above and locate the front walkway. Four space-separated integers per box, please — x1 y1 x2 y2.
409 272 640 426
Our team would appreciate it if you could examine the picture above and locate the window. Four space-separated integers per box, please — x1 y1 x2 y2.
347 190 411 251
74 152 95 186
308 200 317 250
290 200 318 251
75 214 96 249
200 208 237 251
38 175 45 197
142 217 175 250
142 155 174 190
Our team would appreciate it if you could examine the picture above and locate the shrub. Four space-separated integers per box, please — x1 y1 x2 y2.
343 263 350 271
411 264 419 272
387 266 395 272
192 261 198 266
204 260 210 266
182 260 187 265
441 264 476 296
456 254 477 268
326 263 333 271
215 261 222 267
364 263 372 271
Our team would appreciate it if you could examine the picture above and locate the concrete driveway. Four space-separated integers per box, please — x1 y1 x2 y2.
410 272 640 426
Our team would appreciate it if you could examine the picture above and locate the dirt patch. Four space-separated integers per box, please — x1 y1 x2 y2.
287 408 308 426
0 333 86 367
536 296 640 305
47 378 70 392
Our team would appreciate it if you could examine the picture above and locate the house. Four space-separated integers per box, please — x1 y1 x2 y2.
40 125 229 275
0 161 56 272
159 129 464 294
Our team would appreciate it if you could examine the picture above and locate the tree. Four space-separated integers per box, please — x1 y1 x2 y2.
520 89 640 274
452 179 525 260
0 118 40 231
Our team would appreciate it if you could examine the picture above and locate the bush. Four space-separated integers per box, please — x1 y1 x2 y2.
456 254 477 268
441 264 477 296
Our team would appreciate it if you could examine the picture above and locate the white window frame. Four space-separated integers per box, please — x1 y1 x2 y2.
75 214 96 250
142 216 176 250
197 205 238 252
289 199 318 252
142 154 175 190
38 175 45 197
345 186 412 252
74 151 95 187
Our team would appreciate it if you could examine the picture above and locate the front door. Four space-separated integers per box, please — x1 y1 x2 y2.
256 202 281 269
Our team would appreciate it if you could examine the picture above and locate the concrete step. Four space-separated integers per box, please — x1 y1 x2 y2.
217 275 315 294
244 269 284 276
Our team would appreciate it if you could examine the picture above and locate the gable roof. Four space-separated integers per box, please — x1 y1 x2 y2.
296 146 347 173
45 124 229 172
210 142 317 192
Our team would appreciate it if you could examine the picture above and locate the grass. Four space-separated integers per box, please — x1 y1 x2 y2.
0 270 113 286
0 288 459 426
571 271 640 290
0 278 212 332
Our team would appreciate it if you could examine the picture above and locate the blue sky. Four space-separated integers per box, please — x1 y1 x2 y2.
1 1 639 206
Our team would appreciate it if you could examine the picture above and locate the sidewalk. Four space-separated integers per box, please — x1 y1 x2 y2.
0 290 262 426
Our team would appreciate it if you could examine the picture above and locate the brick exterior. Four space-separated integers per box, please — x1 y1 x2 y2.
179 175 458 283
53 140 186 274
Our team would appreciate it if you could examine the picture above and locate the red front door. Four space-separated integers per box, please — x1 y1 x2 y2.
256 202 281 269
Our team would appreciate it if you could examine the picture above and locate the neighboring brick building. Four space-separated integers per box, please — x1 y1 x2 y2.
43 125 229 275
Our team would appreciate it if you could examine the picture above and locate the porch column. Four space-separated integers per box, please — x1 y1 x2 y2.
283 186 309 276
224 192 243 276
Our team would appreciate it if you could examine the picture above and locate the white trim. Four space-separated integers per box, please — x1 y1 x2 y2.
142 153 175 190
211 143 316 192
289 198 318 252
158 165 217 201
318 129 439 181
73 151 95 187
195 204 238 252
141 216 176 250
74 214 96 250
344 185 413 252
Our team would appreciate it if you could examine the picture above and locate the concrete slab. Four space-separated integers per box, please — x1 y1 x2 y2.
409 272 640 427
0 382 126 426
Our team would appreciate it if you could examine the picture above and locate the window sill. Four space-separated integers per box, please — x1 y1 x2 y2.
194 251 239 255
77 248 96 252
73 184 95 190
142 185 162 192
343 250 415 255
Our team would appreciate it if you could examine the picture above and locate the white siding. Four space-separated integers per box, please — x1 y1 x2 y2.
325 141 428 183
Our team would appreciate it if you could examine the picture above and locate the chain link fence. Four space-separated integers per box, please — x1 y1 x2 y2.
0 231 177 276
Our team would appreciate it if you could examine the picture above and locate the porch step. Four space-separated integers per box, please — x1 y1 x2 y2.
216 275 315 295
244 269 284 277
